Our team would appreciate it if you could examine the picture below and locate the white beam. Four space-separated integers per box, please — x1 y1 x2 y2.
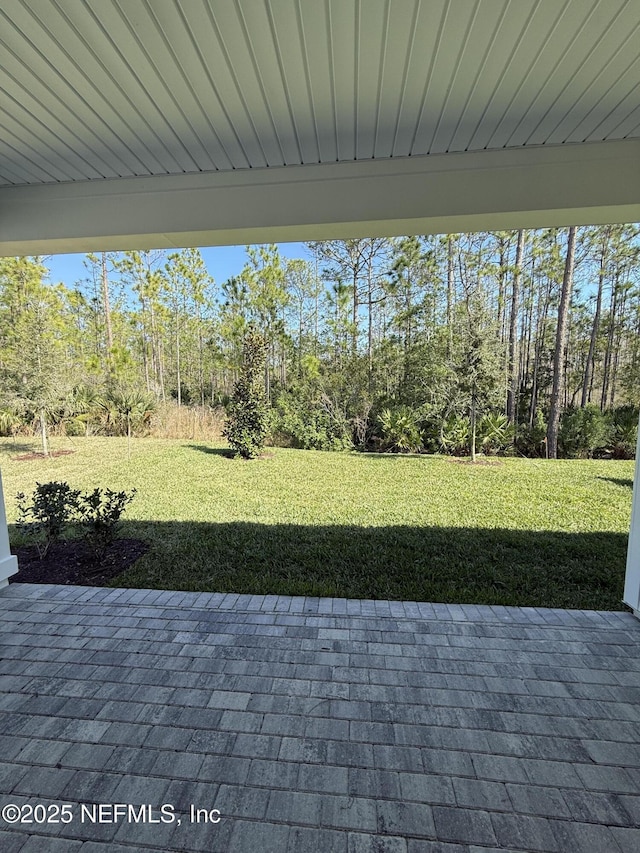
0 472 18 588
623 414 640 614
1 140 639 256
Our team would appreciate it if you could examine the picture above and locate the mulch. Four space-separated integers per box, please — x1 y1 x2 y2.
15 450 76 461
10 538 149 587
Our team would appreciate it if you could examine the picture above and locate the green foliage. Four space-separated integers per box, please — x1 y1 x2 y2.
377 406 423 453
478 413 515 455
0 398 25 437
77 487 136 560
15 478 136 561
609 405 639 459
438 414 470 456
515 410 548 458
224 327 269 459
269 390 352 451
560 405 611 458
15 481 81 558
99 388 156 437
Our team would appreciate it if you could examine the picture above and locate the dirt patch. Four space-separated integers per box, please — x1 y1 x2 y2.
15 449 76 462
10 538 149 587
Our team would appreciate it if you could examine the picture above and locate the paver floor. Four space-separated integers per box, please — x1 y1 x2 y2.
0 583 639 852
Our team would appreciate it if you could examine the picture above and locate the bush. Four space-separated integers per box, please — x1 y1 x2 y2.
16 481 81 558
560 405 611 458
439 414 470 456
609 405 638 459
377 406 423 453
478 413 515 455
514 410 547 457
224 327 269 459
15 481 136 561
268 391 353 451
77 488 136 560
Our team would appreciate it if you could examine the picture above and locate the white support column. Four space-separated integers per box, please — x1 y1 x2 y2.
0 471 18 588
623 414 640 614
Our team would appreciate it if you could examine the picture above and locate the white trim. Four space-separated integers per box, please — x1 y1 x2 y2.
623 413 640 612
0 472 17 587
1 140 639 255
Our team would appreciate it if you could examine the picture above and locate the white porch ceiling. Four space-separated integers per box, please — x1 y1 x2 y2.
1 0 639 254
2 0 639 187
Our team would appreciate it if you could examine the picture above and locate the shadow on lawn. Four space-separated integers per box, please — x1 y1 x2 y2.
184 444 235 458
597 477 634 489
113 520 629 611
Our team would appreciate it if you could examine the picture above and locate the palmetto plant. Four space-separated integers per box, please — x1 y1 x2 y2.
377 405 422 453
609 405 639 459
100 388 157 458
479 412 515 455
65 385 102 436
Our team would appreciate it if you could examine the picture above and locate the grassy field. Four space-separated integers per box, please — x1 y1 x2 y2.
0 436 634 609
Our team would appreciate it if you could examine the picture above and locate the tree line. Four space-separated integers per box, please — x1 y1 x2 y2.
0 225 638 459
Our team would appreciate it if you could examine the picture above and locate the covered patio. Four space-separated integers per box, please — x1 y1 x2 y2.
1 582 640 852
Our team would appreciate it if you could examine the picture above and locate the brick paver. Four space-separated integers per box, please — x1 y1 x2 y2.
0 582 639 851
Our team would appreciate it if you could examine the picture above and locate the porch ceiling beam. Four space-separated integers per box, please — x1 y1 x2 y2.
1 140 639 257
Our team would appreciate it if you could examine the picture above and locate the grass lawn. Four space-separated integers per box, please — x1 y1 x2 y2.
0 436 634 610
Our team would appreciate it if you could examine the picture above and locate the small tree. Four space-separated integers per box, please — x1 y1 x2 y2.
224 326 269 459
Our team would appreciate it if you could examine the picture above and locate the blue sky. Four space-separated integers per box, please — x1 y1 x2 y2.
44 241 311 288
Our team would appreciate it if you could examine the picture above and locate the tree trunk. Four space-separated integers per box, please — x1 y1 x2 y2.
447 235 454 358
470 393 477 462
101 253 113 360
601 269 619 410
176 323 181 407
547 226 576 458
40 408 49 457
581 229 609 407
507 229 524 423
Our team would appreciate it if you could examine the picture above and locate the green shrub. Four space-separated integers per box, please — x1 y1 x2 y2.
64 418 86 437
77 487 136 560
609 405 638 459
377 406 423 453
478 413 515 455
439 414 470 456
515 410 548 457
269 392 352 451
560 405 611 458
224 327 269 459
16 481 81 558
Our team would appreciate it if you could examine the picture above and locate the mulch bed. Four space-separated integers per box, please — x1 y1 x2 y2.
10 538 149 587
15 450 76 461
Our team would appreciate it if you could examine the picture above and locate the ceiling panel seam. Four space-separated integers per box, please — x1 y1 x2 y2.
263 1 303 164
427 0 481 154
142 0 233 170
234 0 286 165
111 0 205 172
204 1 269 168
389 0 420 157
1 3 137 177
371 0 391 159
482 0 575 149
408 0 448 155
445 0 509 153
293 0 321 162
544 6 640 144
510 0 612 147
171 3 246 169
30 0 158 175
